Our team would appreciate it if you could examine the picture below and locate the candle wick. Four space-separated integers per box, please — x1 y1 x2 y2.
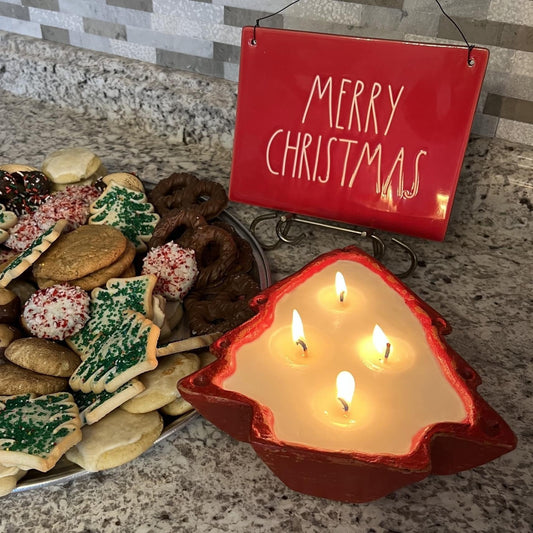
337 397 349 412
384 343 391 360
339 291 345 303
295 339 307 353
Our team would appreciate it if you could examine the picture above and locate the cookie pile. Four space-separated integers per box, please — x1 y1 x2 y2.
0 148 261 496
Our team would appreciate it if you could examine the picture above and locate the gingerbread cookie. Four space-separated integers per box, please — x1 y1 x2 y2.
121 352 200 413
89 182 160 252
0 219 68 288
72 379 145 426
0 392 81 472
65 408 162 472
5 338 81 377
69 309 159 394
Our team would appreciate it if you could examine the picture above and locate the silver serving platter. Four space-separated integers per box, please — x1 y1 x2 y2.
14 208 271 493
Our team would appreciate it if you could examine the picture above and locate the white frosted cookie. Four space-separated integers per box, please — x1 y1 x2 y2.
121 352 200 413
41 147 106 190
0 205 17 244
65 409 163 471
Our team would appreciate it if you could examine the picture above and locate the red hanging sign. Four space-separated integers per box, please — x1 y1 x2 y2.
229 27 489 240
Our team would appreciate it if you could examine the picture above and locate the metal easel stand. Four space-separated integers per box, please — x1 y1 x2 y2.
250 212 418 279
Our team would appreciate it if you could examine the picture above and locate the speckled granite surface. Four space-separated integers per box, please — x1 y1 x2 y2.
0 52 531 532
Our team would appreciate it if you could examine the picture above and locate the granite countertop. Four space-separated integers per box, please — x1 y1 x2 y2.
0 82 531 531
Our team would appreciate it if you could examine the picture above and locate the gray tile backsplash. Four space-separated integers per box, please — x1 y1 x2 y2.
0 0 530 145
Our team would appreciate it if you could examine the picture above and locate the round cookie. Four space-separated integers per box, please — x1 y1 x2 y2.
0 466 26 497
0 362 67 395
5 338 81 377
41 147 106 190
102 173 144 193
0 288 20 324
32 224 128 281
65 409 163 472
160 396 194 416
36 240 136 291
21 284 90 340
121 352 200 413
0 324 21 357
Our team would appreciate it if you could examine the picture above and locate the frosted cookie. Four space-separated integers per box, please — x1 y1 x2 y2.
0 392 81 472
0 220 68 288
72 379 145 425
21 284 90 340
67 275 157 359
122 352 200 413
5 338 81 377
69 309 160 394
41 147 106 191
0 205 17 244
32 224 128 282
102 173 144 193
0 362 68 395
0 465 26 498
141 242 198 301
65 408 163 472
160 395 194 417
89 182 160 252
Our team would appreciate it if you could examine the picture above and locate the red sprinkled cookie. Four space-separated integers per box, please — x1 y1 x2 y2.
21 284 90 340
141 242 198 302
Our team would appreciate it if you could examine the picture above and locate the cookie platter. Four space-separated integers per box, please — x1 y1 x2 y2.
12 208 271 493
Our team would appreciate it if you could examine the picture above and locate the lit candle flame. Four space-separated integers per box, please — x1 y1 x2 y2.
335 271 347 302
336 371 355 412
292 309 307 353
373 324 392 360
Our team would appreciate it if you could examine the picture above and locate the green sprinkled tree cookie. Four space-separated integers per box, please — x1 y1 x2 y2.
89 182 160 252
67 275 157 359
0 219 68 288
73 379 145 426
69 310 160 394
0 392 81 472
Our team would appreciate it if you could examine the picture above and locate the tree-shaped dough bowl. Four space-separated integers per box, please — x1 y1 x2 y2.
178 246 516 503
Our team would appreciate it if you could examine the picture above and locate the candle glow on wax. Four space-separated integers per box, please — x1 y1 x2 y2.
335 272 347 303
336 371 355 412
373 324 392 361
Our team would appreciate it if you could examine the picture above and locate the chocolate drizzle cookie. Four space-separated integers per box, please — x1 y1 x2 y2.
0 170 51 215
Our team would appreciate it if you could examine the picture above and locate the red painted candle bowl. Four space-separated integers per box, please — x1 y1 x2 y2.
178 246 516 503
